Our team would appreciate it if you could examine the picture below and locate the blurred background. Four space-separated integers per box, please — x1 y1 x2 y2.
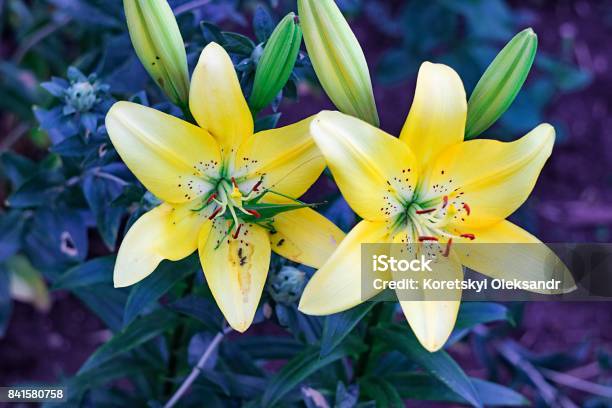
0 0 611 406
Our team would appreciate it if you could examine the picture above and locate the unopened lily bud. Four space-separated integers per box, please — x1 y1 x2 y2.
249 13 302 114
298 0 379 126
267 266 306 305
124 0 190 108
466 28 538 139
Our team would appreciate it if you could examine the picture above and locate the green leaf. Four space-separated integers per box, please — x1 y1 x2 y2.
0 265 13 337
169 294 224 332
73 284 127 332
455 302 513 330
388 373 528 406
66 357 145 402
372 324 482 408
261 344 354 407
254 112 282 132
466 28 538 139
78 309 178 374
53 256 115 290
222 32 256 55
253 5 275 43
123 256 199 326
320 302 375 357
360 377 404 408
233 336 303 360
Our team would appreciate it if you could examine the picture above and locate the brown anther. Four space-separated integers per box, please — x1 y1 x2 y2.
460 233 475 240
206 192 217 204
232 224 242 239
251 179 263 192
462 203 471 215
231 177 238 188
416 208 436 214
443 238 453 257
247 209 261 218
208 206 222 220
418 236 439 242
442 195 448 208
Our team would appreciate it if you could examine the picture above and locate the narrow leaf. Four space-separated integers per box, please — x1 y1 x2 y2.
320 302 375 357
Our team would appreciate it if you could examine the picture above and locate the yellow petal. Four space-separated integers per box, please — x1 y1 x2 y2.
420 123 555 229
310 111 419 221
395 253 463 352
234 116 325 199
114 203 209 287
399 62 467 168
455 220 575 294
199 219 271 332
269 207 345 268
299 220 391 315
106 101 221 204
190 42 253 155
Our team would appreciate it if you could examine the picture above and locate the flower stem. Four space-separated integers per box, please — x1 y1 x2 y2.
163 325 232 408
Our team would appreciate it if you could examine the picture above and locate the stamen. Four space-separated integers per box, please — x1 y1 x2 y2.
418 236 439 242
462 203 471 215
208 206 223 220
206 192 217 204
442 195 448 208
251 178 263 192
443 238 453 257
247 209 261 218
232 224 242 239
231 177 238 188
460 233 475 240
416 208 436 214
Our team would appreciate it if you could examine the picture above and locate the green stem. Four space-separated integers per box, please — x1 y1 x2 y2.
354 302 384 378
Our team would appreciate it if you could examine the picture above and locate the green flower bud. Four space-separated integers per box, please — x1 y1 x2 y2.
466 28 538 139
267 266 306 305
298 0 379 126
249 13 302 114
124 0 190 108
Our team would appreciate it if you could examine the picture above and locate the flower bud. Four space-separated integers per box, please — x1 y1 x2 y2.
249 13 302 114
267 266 306 305
298 0 379 126
124 0 190 108
466 28 538 139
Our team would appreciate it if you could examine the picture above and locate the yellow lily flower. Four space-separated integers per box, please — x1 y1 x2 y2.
298 62 574 351
106 42 344 332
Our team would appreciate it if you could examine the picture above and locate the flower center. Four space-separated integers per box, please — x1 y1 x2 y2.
391 194 476 256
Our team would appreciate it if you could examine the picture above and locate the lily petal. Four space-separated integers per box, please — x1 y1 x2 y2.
199 219 271 332
420 123 555 228
190 42 253 155
270 207 345 268
114 203 209 287
106 101 220 204
311 111 419 221
396 253 463 352
400 62 467 168
235 116 325 199
299 220 391 315
455 220 575 294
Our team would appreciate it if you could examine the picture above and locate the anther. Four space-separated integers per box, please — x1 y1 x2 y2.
231 177 238 188
418 236 439 242
206 192 217 204
460 233 475 240
247 209 261 218
251 179 263 192
208 206 223 220
443 238 453 257
416 208 436 214
442 195 448 208
462 203 471 215
233 224 242 239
